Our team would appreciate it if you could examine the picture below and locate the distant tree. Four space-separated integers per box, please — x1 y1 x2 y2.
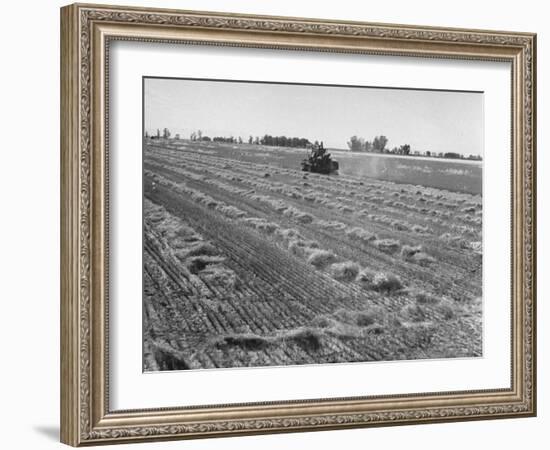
372 135 388 152
197 130 202 141
238 136 243 144
190 131 196 141
201 136 211 141
443 152 461 159
163 128 171 139
144 131 149 139
156 129 161 139
248 136 253 144
425 150 431 157
175 133 180 140
254 136 260 145
347 135 364 152
399 144 411 155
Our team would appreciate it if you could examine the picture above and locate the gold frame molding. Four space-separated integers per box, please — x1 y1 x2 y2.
60 2 537 446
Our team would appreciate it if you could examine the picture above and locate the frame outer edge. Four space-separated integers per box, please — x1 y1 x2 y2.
61 2 537 445
529 33 536 416
61 3 81 447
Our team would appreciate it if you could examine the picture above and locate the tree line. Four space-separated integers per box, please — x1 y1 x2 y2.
198 132 312 148
346 134 481 160
147 128 313 149
348 134 415 156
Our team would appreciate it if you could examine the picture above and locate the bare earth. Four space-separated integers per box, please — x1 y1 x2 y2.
143 140 482 371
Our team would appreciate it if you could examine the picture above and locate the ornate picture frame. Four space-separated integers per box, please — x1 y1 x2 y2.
60 3 536 446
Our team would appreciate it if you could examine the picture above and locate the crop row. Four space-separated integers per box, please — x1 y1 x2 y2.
145 156 481 303
145 167 480 313
147 146 481 242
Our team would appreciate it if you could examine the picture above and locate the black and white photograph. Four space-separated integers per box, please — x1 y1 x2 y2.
142 77 484 372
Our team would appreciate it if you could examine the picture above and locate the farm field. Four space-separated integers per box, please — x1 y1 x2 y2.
143 140 483 371
334 151 482 195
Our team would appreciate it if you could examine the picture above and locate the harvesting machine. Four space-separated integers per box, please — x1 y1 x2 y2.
300 142 339 175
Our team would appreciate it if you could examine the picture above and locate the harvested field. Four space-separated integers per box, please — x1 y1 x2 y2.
143 140 482 371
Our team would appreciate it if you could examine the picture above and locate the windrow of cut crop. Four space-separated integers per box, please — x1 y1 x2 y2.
147 171 357 290
149 143 482 213
158 144 482 212
146 149 480 302
149 144 480 326
148 168 440 292
146 174 383 316
145 160 478 305
170 151 482 264
145 170 421 307
147 159 445 272
147 148 481 245
149 146 481 279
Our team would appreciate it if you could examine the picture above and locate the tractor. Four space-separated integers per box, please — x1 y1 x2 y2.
301 142 339 175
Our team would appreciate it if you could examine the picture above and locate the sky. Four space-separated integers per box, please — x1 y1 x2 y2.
144 77 484 156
